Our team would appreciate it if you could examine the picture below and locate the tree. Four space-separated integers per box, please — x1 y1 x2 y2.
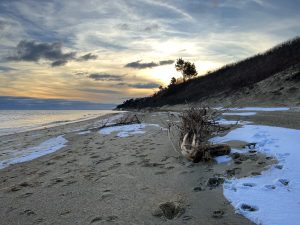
170 77 176 85
175 58 198 81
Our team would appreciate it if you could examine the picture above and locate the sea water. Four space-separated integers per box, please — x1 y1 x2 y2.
0 110 116 136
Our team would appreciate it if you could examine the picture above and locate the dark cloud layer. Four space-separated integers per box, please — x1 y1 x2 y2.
78 88 120 94
77 53 98 61
118 82 160 89
124 60 174 69
6 40 97 67
0 96 115 110
88 73 123 81
0 65 16 72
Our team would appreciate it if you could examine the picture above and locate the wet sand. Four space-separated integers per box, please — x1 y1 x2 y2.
0 110 289 225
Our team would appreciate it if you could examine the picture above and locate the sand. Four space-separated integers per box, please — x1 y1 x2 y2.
0 110 295 225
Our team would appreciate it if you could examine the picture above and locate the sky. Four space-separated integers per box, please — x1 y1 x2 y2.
0 0 299 106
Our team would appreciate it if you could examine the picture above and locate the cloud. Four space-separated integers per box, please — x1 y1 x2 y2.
159 60 175 66
77 53 98 61
0 65 16 72
125 60 158 69
88 73 123 81
124 60 174 69
6 40 97 67
7 40 76 66
51 60 68 67
78 88 120 94
144 24 160 32
118 82 160 89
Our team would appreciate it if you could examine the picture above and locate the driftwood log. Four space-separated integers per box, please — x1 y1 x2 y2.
180 134 231 163
167 106 233 162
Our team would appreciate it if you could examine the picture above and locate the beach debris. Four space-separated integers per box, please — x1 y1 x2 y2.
92 114 141 132
167 106 231 162
207 177 225 188
152 201 184 220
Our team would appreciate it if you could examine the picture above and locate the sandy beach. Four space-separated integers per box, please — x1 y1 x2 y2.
0 109 299 225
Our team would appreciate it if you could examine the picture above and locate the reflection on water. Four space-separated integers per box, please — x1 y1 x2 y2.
0 110 115 136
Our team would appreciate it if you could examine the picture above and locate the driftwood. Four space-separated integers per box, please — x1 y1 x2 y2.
167 106 232 162
90 114 140 132
180 132 230 162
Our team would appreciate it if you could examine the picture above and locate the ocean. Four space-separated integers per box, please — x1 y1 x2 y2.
0 110 116 136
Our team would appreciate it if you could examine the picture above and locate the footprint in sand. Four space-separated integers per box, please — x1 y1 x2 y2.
108 162 121 170
90 216 118 224
126 161 136 166
18 192 33 199
47 177 64 187
20 209 36 216
193 186 203 192
212 210 224 218
154 171 166 175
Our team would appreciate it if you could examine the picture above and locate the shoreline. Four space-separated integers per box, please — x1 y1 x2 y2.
0 109 299 224
0 110 121 137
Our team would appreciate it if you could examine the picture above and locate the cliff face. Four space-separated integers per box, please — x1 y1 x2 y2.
117 37 300 109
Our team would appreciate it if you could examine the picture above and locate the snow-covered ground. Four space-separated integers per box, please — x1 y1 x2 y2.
223 112 257 116
213 124 300 225
231 107 290 112
217 118 251 125
214 155 232 164
78 130 91 135
0 136 67 169
99 123 160 138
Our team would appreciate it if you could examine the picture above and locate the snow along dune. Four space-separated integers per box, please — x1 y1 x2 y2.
213 124 300 225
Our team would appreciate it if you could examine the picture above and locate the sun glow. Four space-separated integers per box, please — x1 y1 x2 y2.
147 60 222 86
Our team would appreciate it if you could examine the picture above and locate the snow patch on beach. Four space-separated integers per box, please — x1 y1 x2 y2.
213 125 300 225
99 123 160 138
0 135 67 169
215 155 232 164
231 107 290 112
217 118 251 125
223 112 257 116
78 130 91 135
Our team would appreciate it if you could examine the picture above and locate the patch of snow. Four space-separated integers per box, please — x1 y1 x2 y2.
212 125 300 225
231 148 248 154
78 130 91 135
231 107 290 112
215 155 232 164
223 112 257 116
0 135 67 169
99 123 160 138
217 119 251 125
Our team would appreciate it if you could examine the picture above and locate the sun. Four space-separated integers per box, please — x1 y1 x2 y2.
148 65 181 86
